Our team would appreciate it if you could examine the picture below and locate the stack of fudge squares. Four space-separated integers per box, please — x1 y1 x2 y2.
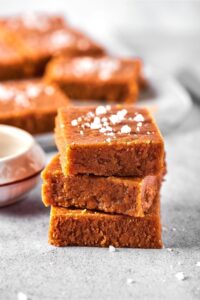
42 104 165 248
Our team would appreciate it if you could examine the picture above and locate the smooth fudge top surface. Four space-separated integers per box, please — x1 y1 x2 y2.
0 14 103 58
0 13 66 34
57 105 163 145
0 79 69 115
47 56 141 82
20 28 104 58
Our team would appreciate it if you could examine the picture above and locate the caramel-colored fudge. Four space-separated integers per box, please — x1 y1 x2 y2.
49 195 162 248
0 35 28 80
55 105 165 177
0 14 104 76
0 79 69 134
42 154 161 217
45 56 141 103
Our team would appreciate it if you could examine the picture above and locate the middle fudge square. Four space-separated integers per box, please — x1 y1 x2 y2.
55 105 165 177
42 154 161 217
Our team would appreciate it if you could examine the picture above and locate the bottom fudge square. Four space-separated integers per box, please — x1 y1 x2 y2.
49 195 162 249
55 105 165 177
0 79 69 134
42 154 161 217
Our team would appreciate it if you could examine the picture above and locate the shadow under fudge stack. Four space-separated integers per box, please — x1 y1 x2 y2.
41 105 165 248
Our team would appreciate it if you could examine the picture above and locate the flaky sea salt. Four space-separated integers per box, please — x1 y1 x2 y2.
196 262 200 267
95 106 107 115
50 30 73 46
15 94 29 107
71 119 78 126
109 114 119 125
0 85 14 101
136 127 140 132
106 138 111 142
134 113 144 122
26 85 41 98
90 123 102 130
90 116 102 129
121 125 131 134
167 248 173 252
109 245 116 252
126 278 135 285
99 128 107 133
80 130 84 135
175 272 185 281
73 57 94 76
117 109 127 120
17 292 27 300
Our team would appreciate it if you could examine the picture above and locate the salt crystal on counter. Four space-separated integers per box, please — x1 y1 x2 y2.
126 278 135 285
175 272 185 281
17 292 27 300
109 245 116 252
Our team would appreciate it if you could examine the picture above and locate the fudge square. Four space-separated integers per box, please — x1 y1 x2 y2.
0 79 69 134
0 34 27 81
55 105 165 177
45 56 141 103
42 154 161 217
48 195 162 248
0 14 104 76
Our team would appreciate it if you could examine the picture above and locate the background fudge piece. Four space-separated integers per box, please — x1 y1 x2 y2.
42 154 161 217
0 79 69 134
55 105 165 177
49 195 162 248
0 14 105 76
0 35 29 80
45 56 141 102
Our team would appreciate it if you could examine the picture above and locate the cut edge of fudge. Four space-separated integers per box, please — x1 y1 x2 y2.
41 154 162 217
48 194 162 248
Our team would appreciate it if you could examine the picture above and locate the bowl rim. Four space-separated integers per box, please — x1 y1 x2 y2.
0 124 34 163
0 167 43 187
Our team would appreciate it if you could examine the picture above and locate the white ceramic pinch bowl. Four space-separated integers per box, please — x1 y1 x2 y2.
0 125 46 207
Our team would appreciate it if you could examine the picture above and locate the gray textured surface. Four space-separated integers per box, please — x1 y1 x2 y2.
1 1 200 299
0 105 200 300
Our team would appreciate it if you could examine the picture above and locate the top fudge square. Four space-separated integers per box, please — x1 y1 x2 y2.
55 105 165 177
